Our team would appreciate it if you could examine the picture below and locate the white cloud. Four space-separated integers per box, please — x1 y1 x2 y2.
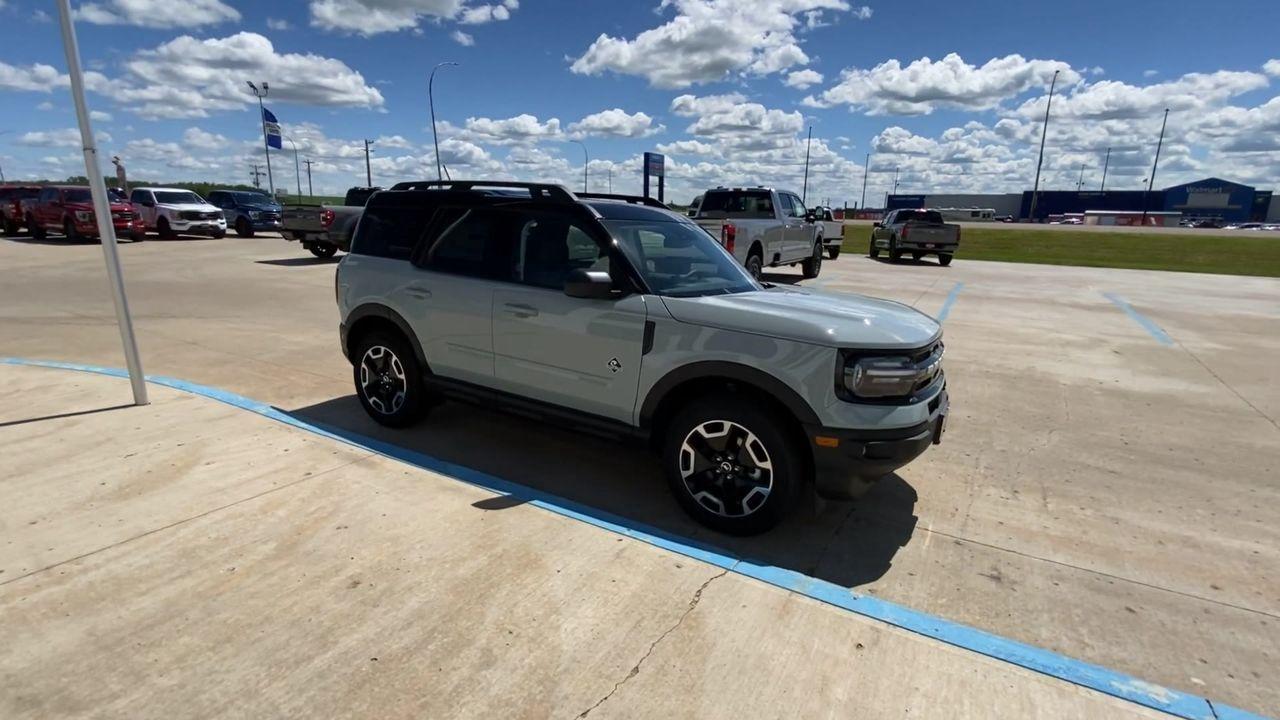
1087 66 1105 76
1264 59 1280 78
267 17 291 30
1143 69 1159 78
451 30 475 46
1014 70 1269 121
568 109 663 138
570 0 855 89
308 0 519 35
32 9 51 22
37 101 55 111
19 128 112 148
655 139 719 156
115 32 384 119
672 93 804 140
807 53 1080 115
75 0 240 27
851 5 872 19
182 127 230 150
462 114 562 145
91 110 113 122
785 69 823 89
0 62 66 93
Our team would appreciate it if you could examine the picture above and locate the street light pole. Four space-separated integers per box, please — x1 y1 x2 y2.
801 125 812 204
1077 163 1085 191
1028 69 1060 222
429 61 459 182
246 81 274 197
860 152 869 210
55 0 147 405
363 139 374 187
284 135 302 199
1140 109 1170 227
1100 147 1111 191
570 140 588 192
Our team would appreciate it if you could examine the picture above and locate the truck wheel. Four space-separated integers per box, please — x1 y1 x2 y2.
63 218 78 242
157 217 176 239
235 217 254 238
29 215 46 240
353 330 429 428
938 253 953 267
868 236 879 258
663 394 800 535
212 229 226 239
801 242 823 279
911 251 923 261
2 218 18 235
745 250 763 280
827 247 840 260
310 244 338 259
889 237 903 262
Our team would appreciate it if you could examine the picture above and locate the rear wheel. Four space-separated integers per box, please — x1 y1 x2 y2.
235 217 254 238
911 251 923 261
663 394 801 535
309 244 338 259
888 236 903 262
352 331 429 428
938 253 953 267
2 218 18 235
745 250 763 280
801 242 823 279
29 215 46 240
827 246 840 260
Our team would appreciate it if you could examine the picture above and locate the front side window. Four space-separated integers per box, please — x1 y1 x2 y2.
606 217 758 298
514 216 608 289
130 189 149 204
788 194 807 218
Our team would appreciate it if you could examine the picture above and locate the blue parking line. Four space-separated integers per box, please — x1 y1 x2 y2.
937 282 964 323
1 356 1269 720
1103 293 1175 346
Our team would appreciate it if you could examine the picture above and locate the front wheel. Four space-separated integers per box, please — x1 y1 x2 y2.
157 217 176 239
63 218 78 242
938 253 953 267
29 216 46 240
801 242 823 279
235 217 254 238
827 247 840 260
868 236 879 258
309 244 338 259
663 394 801 535
352 331 429 428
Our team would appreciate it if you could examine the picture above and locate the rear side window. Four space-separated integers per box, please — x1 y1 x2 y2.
352 203 434 260
39 188 57 202
698 190 775 219
417 207 519 280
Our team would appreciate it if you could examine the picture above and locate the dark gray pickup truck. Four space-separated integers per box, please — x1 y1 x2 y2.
281 186 380 258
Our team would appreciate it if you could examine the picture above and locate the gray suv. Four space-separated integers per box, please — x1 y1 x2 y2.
336 181 949 534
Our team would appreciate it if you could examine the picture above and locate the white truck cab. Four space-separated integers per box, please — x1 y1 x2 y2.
691 187 825 279
129 187 227 239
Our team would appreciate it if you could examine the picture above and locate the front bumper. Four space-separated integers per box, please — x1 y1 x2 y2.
805 387 948 500
76 218 146 237
171 218 227 235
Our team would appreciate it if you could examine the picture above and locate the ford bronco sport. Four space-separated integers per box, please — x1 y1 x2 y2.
336 181 948 534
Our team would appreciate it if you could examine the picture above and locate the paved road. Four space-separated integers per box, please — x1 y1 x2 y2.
0 233 1277 715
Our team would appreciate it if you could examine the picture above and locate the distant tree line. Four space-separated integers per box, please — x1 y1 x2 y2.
25 175 268 198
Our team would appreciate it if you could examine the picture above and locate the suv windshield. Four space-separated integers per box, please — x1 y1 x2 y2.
697 190 775 219
605 218 759 297
154 191 203 205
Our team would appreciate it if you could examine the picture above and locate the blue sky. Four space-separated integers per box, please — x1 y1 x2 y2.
2 0 1278 204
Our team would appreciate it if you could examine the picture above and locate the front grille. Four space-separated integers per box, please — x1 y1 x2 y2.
260 212 280 221
180 211 222 221
112 211 135 220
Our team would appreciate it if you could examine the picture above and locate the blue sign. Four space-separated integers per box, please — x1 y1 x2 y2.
644 152 665 178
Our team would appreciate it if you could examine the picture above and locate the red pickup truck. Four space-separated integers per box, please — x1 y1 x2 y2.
29 185 147 242
0 185 42 235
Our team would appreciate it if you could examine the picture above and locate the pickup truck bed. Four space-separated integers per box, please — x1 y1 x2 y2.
692 187 825 279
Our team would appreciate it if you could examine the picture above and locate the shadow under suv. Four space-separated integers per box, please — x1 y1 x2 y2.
336 181 949 534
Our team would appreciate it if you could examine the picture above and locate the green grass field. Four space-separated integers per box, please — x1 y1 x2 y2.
841 226 1280 278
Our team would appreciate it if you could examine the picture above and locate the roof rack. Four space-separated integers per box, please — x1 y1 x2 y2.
388 180 575 202
576 192 669 209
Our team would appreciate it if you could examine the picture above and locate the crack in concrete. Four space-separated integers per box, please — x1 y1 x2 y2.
577 569 729 718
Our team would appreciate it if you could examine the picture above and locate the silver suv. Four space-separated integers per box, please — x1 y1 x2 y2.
336 181 949 534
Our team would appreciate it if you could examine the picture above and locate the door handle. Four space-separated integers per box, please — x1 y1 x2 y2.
406 285 432 299
503 303 538 318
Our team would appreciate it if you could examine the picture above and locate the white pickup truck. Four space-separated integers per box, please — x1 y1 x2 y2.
691 187 825 279
811 205 845 259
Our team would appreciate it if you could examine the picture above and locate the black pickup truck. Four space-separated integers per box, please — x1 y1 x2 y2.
280 186 380 258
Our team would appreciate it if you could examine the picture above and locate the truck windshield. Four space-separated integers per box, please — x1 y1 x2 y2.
231 192 275 205
154 191 204 204
63 189 93 203
697 190 775 219
897 210 944 223
605 218 760 297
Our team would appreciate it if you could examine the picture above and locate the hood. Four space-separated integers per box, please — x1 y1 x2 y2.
659 285 941 349
242 203 281 212
163 202 219 212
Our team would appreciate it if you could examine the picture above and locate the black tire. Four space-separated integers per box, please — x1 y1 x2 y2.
663 394 802 535
801 242 823 279
310 244 338 259
352 330 429 428
888 236 903 262
157 217 176 239
235 217 254 238
827 247 840 260
745 250 763 280
911 251 923 261
131 232 145 242
868 236 879 258
29 215 46 240
938 253 953 267
212 229 226 239
2 218 18 236
63 218 78 242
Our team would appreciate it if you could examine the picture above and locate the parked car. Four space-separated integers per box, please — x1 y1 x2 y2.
1191 219 1224 229
1225 222 1263 230
129 187 226 238
870 209 960 266
28 185 146 242
0 185 42 235
281 186 379 259
691 187 825 279
336 181 949 534
810 205 844 259
206 190 282 237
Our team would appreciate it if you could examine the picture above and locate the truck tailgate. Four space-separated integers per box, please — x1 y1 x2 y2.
695 218 724 237
904 224 957 245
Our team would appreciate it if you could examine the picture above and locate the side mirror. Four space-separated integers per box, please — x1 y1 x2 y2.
804 212 816 223
564 268 615 299
686 208 697 217
872 222 882 228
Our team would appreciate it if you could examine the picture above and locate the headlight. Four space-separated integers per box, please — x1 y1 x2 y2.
838 343 944 401
249 211 261 219
75 210 93 221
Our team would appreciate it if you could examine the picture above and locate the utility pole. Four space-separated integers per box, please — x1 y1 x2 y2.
1140 109 1170 227
250 164 265 188
892 166 900 195
429 61 459 182
303 159 314 197
569 140 588 193
607 165 612 193
246 81 274 196
1076 164 1085 191
363 139 374 187
801 125 812 204
860 152 869 210
1100 147 1111 191
1028 69 1060 222
283 135 302 200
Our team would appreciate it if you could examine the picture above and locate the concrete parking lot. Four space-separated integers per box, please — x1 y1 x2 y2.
1 232 1277 717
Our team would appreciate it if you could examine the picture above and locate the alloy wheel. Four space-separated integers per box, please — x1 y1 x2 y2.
678 420 774 518
359 345 407 415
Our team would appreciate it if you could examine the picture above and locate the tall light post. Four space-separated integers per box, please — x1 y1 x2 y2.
246 81 274 196
1140 109 1170 227
0 131 9 183
569 139 588 192
283 135 302 199
1100 147 1111 191
1028 69 1060 222
55 0 147 405
801 125 812 204
860 152 869 210
429 61 458 182
607 164 613 193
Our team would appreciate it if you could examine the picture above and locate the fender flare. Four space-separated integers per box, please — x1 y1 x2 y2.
638 361 821 429
343 303 428 368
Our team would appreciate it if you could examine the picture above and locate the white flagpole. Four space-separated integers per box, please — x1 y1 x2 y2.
55 0 148 405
